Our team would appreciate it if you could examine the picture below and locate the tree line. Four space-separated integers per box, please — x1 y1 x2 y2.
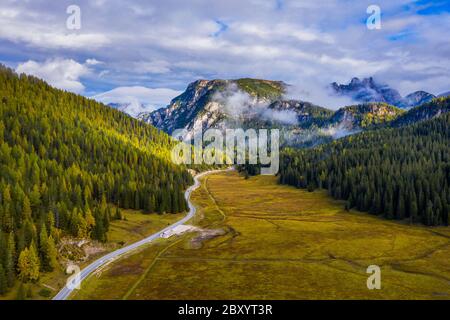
279 104 450 226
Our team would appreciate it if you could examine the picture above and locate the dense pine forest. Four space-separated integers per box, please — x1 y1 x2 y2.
0 66 193 294
280 98 450 226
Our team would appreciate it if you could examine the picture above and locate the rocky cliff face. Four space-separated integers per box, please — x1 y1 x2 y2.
140 77 449 148
331 77 404 107
403 91 435 108
141 78 286 139
331 77 435 109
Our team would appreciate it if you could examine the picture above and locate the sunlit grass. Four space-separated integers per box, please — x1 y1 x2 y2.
72 171 450 300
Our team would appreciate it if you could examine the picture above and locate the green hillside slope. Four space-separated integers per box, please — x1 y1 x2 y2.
0 66 192 294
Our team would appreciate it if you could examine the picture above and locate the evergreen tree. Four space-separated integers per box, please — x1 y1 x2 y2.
17 245 40 282
425 201 434 226
397 191 405 219
22 196 32 221
114 207 122 220
410 192 418 224
39 225 56 271
2 187 13 232
5 232 15 287
84 207 96 235
0 264 7 295
15 282 26 300
45 236 58 272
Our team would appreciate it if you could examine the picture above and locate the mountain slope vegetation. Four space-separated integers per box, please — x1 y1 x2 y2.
328 103 404 129
144 78 444 146
389 96 450 127
0 66 192 294
280 98 450 226
234 78 285 99
142 78 286 137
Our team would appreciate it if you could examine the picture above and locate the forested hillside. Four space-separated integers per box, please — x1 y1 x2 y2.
389 96 450 127
280 102 450 226
327 103 404 128
0 66 192 293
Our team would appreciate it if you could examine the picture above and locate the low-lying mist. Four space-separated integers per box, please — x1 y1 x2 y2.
212 83 298 125
283 81 355 111
210 82 361 148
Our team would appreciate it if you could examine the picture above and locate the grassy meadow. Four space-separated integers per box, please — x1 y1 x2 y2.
71 171 450 300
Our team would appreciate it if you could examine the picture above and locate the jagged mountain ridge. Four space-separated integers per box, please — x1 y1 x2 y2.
141 78 449 146
331 77 437 109
404 91 436 108
142 78 344 138
141 78 286 139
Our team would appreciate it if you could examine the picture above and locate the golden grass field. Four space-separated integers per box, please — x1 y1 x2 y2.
72 171 450 300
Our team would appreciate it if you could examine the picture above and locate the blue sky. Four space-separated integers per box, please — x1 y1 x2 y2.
0 0 449 109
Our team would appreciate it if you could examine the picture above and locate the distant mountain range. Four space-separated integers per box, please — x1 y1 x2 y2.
107 102 152 118
331 77 448 109
106 78 449 132
139 78 449 146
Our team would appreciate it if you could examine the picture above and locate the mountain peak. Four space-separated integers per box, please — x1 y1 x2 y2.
350 77 361 84
362 77 375 86
331 77 435 109
404 91 436 108
140 78 287 137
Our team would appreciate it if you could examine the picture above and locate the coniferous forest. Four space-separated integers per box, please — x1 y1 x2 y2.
280 101 450 226
0 66 193 293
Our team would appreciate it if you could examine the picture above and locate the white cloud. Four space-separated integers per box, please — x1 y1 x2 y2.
16 58 91 93
261 108 298 125
236 22 335 44
0 8 19 18
1 0 449 98
98 70 110 78
284 82 356 110
0 22 109 49
132 60 171 74
128 4 155 16
92 86 182 113
85 58 103 65
0 1 109 50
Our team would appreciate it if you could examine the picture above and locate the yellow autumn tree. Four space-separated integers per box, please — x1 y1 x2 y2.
17 245 40 282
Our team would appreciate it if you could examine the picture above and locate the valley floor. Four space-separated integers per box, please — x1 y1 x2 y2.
71 171 450 300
